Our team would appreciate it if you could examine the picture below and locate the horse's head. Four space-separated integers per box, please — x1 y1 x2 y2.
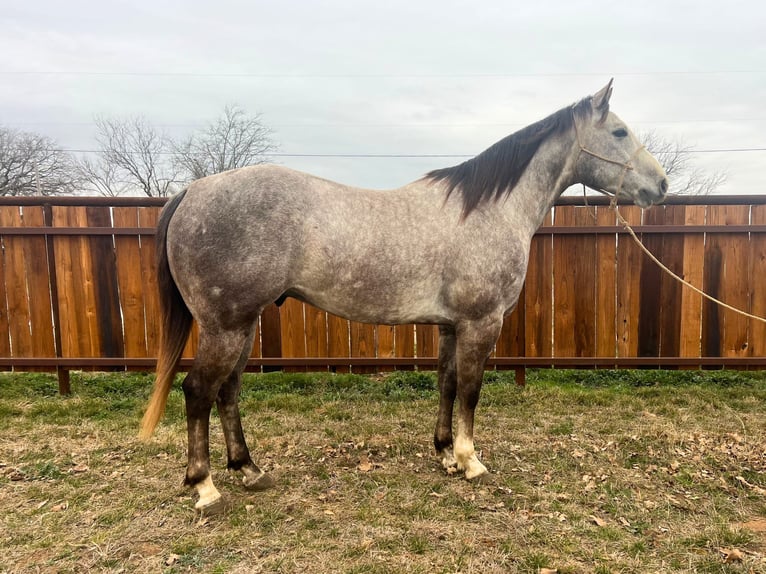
573 80 668 207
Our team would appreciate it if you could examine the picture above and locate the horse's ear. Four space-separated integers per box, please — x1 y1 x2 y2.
592 78 614 112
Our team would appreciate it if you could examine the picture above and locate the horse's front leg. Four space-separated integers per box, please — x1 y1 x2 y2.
453 315 503 480
434 325 458 470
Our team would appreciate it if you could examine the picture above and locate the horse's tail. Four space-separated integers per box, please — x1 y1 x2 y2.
139 189 193 441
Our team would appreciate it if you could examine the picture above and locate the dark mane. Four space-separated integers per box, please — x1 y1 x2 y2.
426 97 593 218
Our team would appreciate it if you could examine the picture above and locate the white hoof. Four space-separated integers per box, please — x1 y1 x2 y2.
194 475 223 514
464 459 488 481
194 494 225 515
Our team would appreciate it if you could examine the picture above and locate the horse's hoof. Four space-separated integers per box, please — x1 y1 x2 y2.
243 471 276 492
195 495 226 516
464 460 489 481
441 448 458 471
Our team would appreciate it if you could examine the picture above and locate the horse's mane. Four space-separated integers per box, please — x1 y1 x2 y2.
426 97 594 218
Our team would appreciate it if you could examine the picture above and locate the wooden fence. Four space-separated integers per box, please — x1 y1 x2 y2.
1 195 765 393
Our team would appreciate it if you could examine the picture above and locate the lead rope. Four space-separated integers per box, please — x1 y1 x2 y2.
572 110 766 324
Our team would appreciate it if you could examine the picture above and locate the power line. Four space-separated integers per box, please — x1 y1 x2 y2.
1 70 765 78
56 148 766 157
6 118 766 129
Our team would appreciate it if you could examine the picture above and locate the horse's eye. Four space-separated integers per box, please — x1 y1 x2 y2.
612 128 628 138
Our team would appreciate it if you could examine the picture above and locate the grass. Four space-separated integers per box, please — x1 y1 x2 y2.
1 368 766 573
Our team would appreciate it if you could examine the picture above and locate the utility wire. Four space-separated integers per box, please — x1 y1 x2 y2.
2 70 765 78
55 148 766 157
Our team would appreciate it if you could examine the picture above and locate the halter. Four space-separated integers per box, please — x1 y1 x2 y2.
571 107 646 207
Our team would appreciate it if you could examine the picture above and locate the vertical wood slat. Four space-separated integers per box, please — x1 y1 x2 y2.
52 206 99 359
376 325 395 372
113 207 148 358
657 205 686 359
393 324 415 371
615 206 643 358
552 205 576 357
260 304 282 371
524 211 553 360
416 324 439 359
0 206 35 357
638 206 665 357
351 322 377 374
280 298 307 372
679 205 706 361
304 304 328 366
21 207 56 367
553 206 596 358
0 215 11 361
327 313 350 373
595 206 616 360
138 207 163 358
495 285 525 367
749 205 766 357
86 206 124 361
0 206 34 359
705 205 750 358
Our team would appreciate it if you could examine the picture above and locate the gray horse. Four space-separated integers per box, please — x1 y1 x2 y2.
140 80 668 513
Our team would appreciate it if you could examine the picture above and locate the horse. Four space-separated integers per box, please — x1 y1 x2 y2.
139 80 668 513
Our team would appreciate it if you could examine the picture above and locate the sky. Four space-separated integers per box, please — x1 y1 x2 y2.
1 0 765 195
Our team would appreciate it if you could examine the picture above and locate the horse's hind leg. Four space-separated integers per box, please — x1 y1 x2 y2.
434 325 458 470
182 326 251 513
217 324 275 492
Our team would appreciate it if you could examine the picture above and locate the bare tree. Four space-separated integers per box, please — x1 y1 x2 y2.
641 131 726 196
174 105 277 181
0 127 80 196
79 116 179 197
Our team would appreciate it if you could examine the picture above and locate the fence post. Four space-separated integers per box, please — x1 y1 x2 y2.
42 204 69 394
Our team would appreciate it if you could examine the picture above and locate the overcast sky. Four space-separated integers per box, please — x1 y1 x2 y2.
2 0 764 195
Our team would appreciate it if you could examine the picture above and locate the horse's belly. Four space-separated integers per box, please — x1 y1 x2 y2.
293 284 449 326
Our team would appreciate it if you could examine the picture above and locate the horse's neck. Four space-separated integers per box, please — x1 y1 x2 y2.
502 130 578 234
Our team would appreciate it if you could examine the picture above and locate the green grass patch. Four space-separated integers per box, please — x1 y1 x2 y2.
2 368 766 573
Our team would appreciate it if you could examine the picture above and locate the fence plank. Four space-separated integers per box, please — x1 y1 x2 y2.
524 211 553 359
553 206 596 357
0 207 34 359
260 304 282 370
705 205 750 358
393 324 415 371
496 286 525 363
113 207 148 358
657 205 686 358
304 304 328 366
351 322 377 374
638 206 665 357
595 206 616 359
138 207 162 357
749 205 766 357
376 325 395 372
616 206 643 357
416 324 439 359
52 206 100 358
327 313 350 373
0 221 11 360
20 207 56 366
679 205 706 359
87 206 124 360
280 298 307 372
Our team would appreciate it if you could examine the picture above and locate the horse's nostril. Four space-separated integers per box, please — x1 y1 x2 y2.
660 178 669 195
